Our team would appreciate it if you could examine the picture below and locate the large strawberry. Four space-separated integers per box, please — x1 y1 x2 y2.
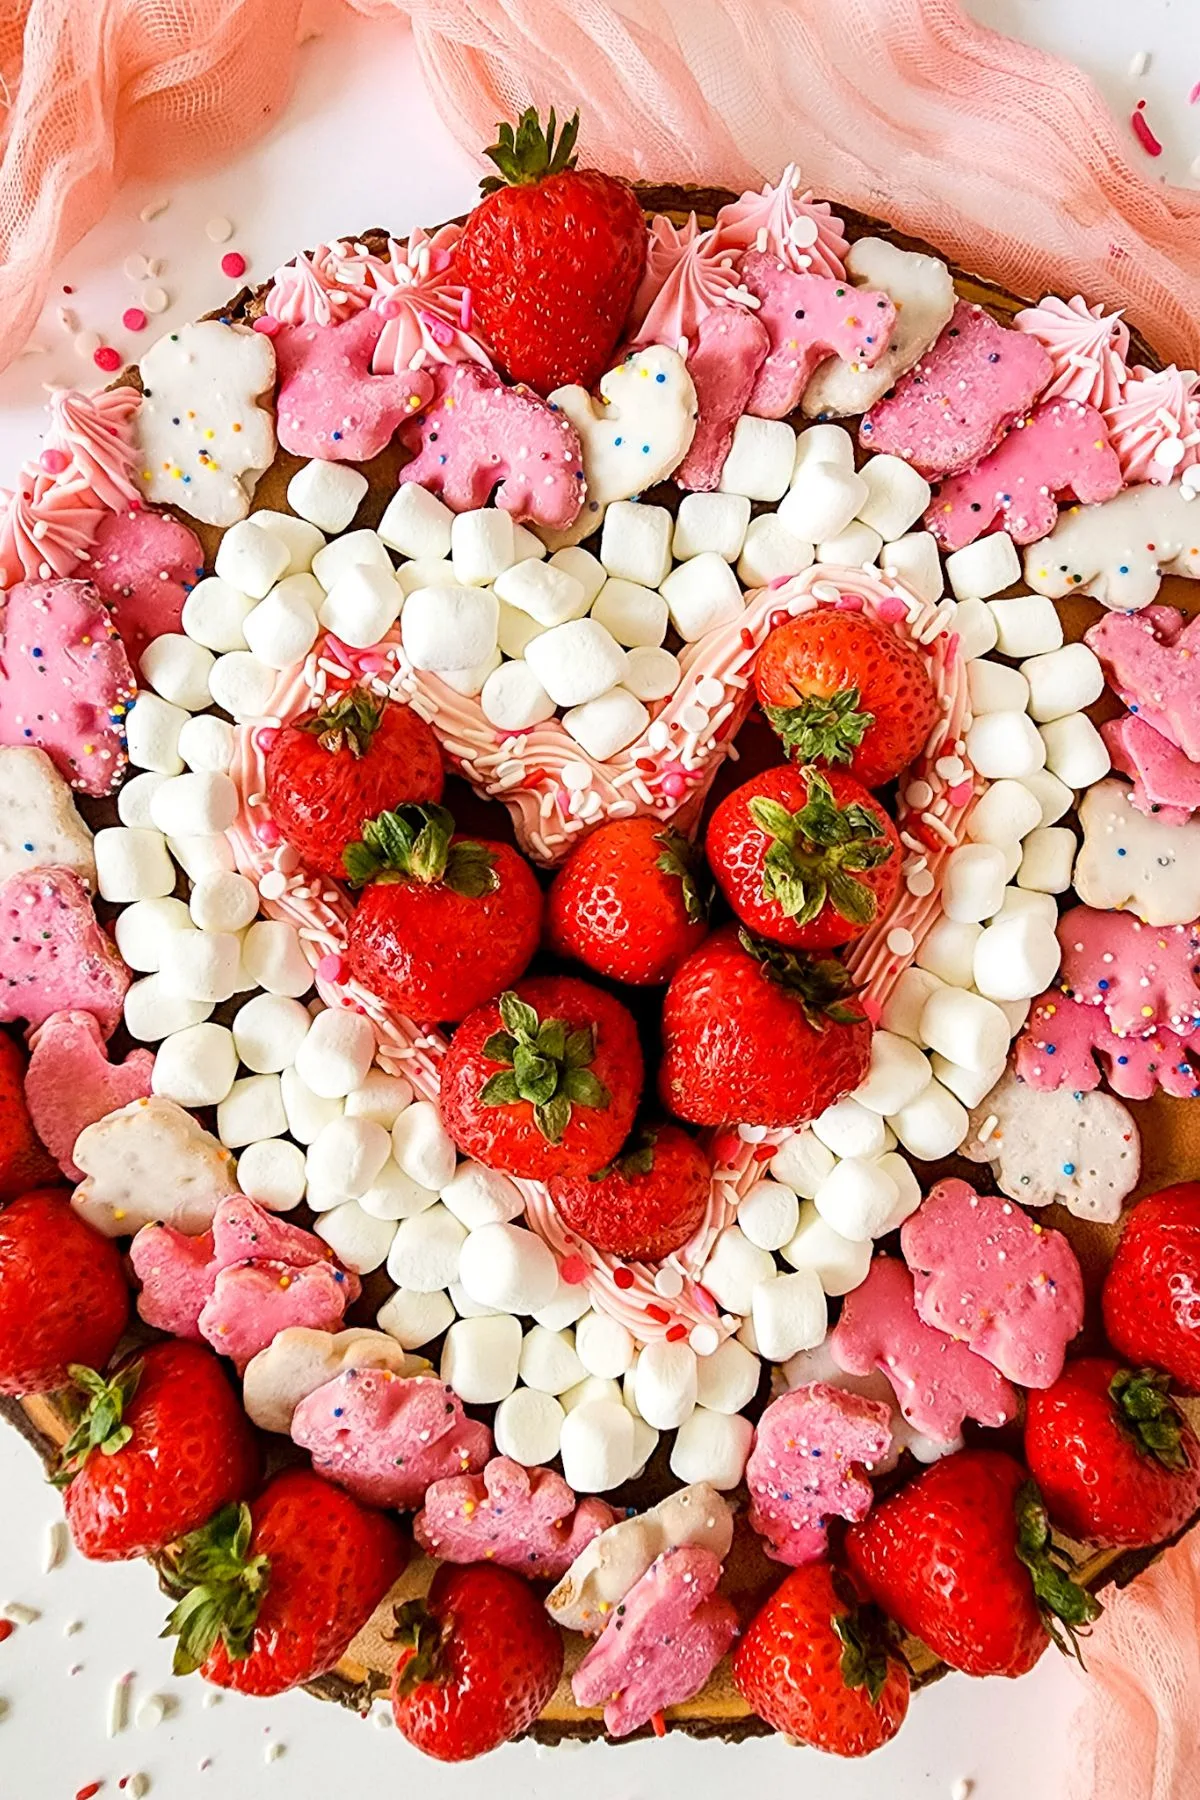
732 1562 909 1758
546 818 711 986
1103 1184 1200 1392
548 1122 712 1262
454 109 647 394
706 765 900 950
0 1031 58 1199
754 609 938 788
1025 1358 1200 1549
845 1450 1099 1679
0 1189 128 1394
439 979 643 1180
390 1563 563 1762
344 804 543 1023
265 688 443 882
60 1342 260 1562
659 925 872 1128
162 1469 406 1695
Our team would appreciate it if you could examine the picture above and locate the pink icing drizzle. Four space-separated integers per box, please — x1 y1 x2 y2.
709 166 849 278
627 215 752 350
42 386 142 512
1104 362 1200 485
1012 294 1130 411
0 471 105 587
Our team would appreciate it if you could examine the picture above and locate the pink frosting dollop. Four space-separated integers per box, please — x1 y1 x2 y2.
1104 362 1200 486
0 471 105 587
1012 293 1130 411
41 386 142 512
365 225 492 376
264 242 368 328
709 165 849 278
627 214 753 351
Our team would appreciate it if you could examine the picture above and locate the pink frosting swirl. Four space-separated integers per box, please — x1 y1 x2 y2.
42 386 142 512
1012 294 1130 411
627 215 753 351
709 166 849 278
365 225 492 376
264 244 365 327
1104 362 1200 485
0 471 105 587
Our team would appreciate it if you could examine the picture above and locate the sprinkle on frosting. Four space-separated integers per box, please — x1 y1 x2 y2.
1104 363 1200 485
42 386 143 512
709 166 850 279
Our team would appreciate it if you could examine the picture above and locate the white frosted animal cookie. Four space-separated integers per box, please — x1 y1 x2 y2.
548 345 698 543
135 321 277 526
802 238 956 418
71 1095 238 1236
242 1326 425 1435
1075 777 1200 926
961 1067 1140 1223
1023 481 1200 612
546 1483 734 1634
0 747 95 886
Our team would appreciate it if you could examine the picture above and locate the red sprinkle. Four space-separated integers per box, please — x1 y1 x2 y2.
1131 100 1163 156
752 1141 775 1162
62 284 74 295
76 1785 104 1800
93 346 121 373
635 758 657 773
666 1323 688 1342
651 1711 667 1738
0 1620 14 1643
645 1303 670 1325
739 628 755 649
221 251 248 279
559 1255 588 1286
121 307 148 333
613 1266 635 1291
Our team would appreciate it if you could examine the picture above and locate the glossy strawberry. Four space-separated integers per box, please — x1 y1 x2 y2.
0 1032 58 1200
390 1563 563 1762
162 1469 406 1696
754 609 938 788
846 1450 1099 1679
60 1342 259 1561
0 1189 128 1395
659 925 872 1128
547 818 711 986
265 688 443 882
732 1562 909 1758
1103 1184 1200 1392
548 1122 712 1262
455 109 647 394
706 764 901 950
345 804 542 1023
439 979 643 1180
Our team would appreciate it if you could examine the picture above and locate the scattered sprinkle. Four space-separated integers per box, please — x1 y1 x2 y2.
76 1784 104 1800
202 1691 222 1709
0 1622 13 1644
107 1671 134 1738
1128 50 1149 77
141 286 170 316
1130 99 1163 156
126 1775 150 1798
73 330 102 361
122 308 148 333
42 1519 69 1573
264 1741 286 1763
135 1693 169 1731
138 199 169 222
950 1782 974 1800
206 217 235 243
94 346 122 373
123 253 149 281
3 1602 41 1627
221 252 248 281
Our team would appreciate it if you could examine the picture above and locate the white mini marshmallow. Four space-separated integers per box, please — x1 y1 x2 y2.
736 513 815 588
574 1312 635 1380
669 1409 754 1491
851 1029 933 1115
176 714 235 774
123 975 212 1042
94 826 174 902
778 462 868 543
879 966 944 1041
519 1326 586 1395
305 1115 391 1200
856 454 931 541
344 1071 414 1129
440 1162 524 1230
157 926 241 1003
188 870 258 935
181 577 255 654
440 648 502 699
621 647 682 702
793 422 856 474
929 1053 1005 1109
458 1221 559 1315
125 693 188 775
295 1008 376 1097
168 833 235 882
216 1072 287 1148
242 575 321 669
813 1157 903 1242
1021 643 1104 723
659 552 744 641
673 492 751 563
532 1277 593 1332
1040 713 1111 789
441 1314 522 1405
113 896 193 972
916 916 982 987
701 1226 777 1316
991 884 1060 927
559 1400 635 1493
314 1200 397 1275
207 652 276 721
941 843 1009 923
495 1388 566 1468
140 634 216 712
241 919 312 997
634 1339 698 1430
479 660 556 731
250 510 325 578
817 521 883 567
525 616 627 706
117 769 169 829
1018 826 1077 894
287 461 369 535
811 1096 888 1160
317 564 403 651
967 660 1030 717
880 531 943 604
563 689 650 759
386 1203 468 1292
496 601 545 660
965 709 1047 781
513 527 545 562
377 482 452 559
376 1286 455 1350
920 983 1011 1071
214 517 290 600
945 531 1020 601
952 596 999 660
311 528 392 594
695 1337 761 1416
891 1078 970 1160
548 546 606 605
494 559 588 628
356 1160 439 1222
236 1137 308 1212
965 778 1044 847
151 1022 238 1106
973 912 1061 1002
450 509 517 587
150 772 238 838
781 1201 873 1295
391 1100 456 1192
987 594 1064 658
279 1065 342 1144
737 1178 801 1252
719 415 797 501
769 1129 836 1197
599 501 674 587
396 557 456 598
1021 768 1075 828
591 578 669 648
752 1268 827 1361
449 1281 502 1320
876 1152 922 1228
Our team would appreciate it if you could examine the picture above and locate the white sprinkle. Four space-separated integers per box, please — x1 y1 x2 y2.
905 780 933 810
141 286 170 315
689 1324 720 1356
107 1670 134 1737
694 676 725 708
42 1521 68 1573
373 1707 394 1729
19 340 47 357
1128 50 1149 77
127 1776 150 1799
679 702 710 733
146 259 164 279
202 1690 222 1708
258 871 288 901
206 216 235 243
139 199 169 222
73 330 102 361
3 1603 40 1626
561 761 593 791
907 869 936 898
811 580 842 603
976 1115 999 1146
123 253 149 281
887 927 916 957
136 1693 169 1731
265 1741 286 1763
654 1265 684 1299
950 1782 974 1800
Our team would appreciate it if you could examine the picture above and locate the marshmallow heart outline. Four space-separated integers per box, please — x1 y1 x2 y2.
228 563 977 1348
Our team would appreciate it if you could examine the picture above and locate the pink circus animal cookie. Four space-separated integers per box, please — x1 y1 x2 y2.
0 866 129 1036
273 308 434 463
1074 777 1200 927
1086 607 1200 761
25 1010 154 1179
82 505 204 663
860 301 1052 478
398 362 586 529
571 1546 738 1737
414 1457 615 1581
547 1485 734 1635
901 1178 1084 1389
74 1096 238 1237
243 1327 427 1434
831 1255 1019 1440
962 1068 1140 1223
1102 714 1200 825
674 306 771 491
291 1369 492 1509
926 400 1122 550
802 238 956 419
1055 906 1200 1039
1023 481 1200 612
745 1383 892 1567
0 577 136 795
198 1260 360 1372
738 252 896 420
1015 989 1200 1102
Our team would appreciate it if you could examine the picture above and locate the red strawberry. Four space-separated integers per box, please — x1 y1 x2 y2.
706 765 901 950
1025 1358 1200 1549
845 1449 1099 1679
162 1468 406 1696
439 978 643 1180
344 805 542 1023
1103 1184 1200 1392
548 1122 712 1262
60 1342 260 1562
390 1563 563 1762
0 1189 128 1394
264 688 443 882
454 109 647 394
732 1562 910 1758
547 818 710 986
659 924 872 1128
0 1032 58 1200
754 609 939 788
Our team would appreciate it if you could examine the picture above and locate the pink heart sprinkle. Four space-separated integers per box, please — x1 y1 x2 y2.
876 596 907 623
560 1256 589 1286
948 780 974 807
255 820 281 848
253 315 280 336
316 953 346 983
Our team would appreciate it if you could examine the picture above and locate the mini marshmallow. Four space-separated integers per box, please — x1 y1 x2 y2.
965 779 1043 848
519 1325 586 1395
811 1097 888 1160
695 1337 761 1414
479 660 556 731
391 1100 457 1192
952 597 999 661
168 833 235 881
214 518 290 600
440 1162 524 1231
670 1408 754 1491
525 617 627 706
188 870 258 935
216 1072 287 1148
1039 713 1111 789
991 884 1060 927
559 1400 635 1493
149 772 238 838
376 1286 455 1350
920 983 1011 1072
875 1152 922 1228
157 926 241 1003
125 693 188 775
563 689 650 760
941 843 1009 923
590 579 668 648
659 552 744 641
287 461 369 536
294 1008 375 1098
965 710 1047 781
599 501 674 587
450 508 516 586
891 1079 970 1160
701 1226 777 1317
494 1388 566 1468
813 1157 903 1242
356 1161 440 1222
752 1268 827 1361
494 559 589 628
1017 826 1077 894
879 966 945 1041
140 634 216 712
973 912 1061 1002
457 1222 559 1315
386 1203 468 1292
1001 838 1024 881
278 1067 342 1145
945 531 1021 602
993 994 1031 1035
344 1071 414 1129
673 492 751 563
305 1116 392 1200
769 1129 836 1197
94 826 174 902
532 1278 593 1332
575 1312 635 1380
377 482 452 559
396 557 455 597
113 896 193 972
176 714 235 774
778 463 869 544
236 1137 308 1212
118 770 169 829
857 454 931 541
496 602 547 660
1021 643 1104 723
929 1053 1006 1109
736 514 815 588
243 576 321 669
441 1314 522 1405
1021 768 1075 827
151 1021 238 1106
449 1281 502 1321
719 414 797 502
250 509 325 577
123 976 212 1042
817 521 883 567
793 423 856 475
318 564 403 651
621 647 682 703
314 1200 397 1275
880 531 943 605
512 527 544 562
737 1178 801 1252
241 920 312 997
207 652 276 722
987 594 1064 658
548 546 607 606
440 649 502 699
781 1202 873 1296
635 1339 699 1430
181 577 255 654
916 916 983 987
851 1030 933 1115
967 660 1030 717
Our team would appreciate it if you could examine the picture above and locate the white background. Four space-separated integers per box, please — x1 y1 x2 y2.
0 6 1196 1796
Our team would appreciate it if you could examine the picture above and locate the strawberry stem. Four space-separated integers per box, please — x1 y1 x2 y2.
301 687 384 759
479 990 610 1144
831 1590 891 1706
160 1503 271 1677
479 108 580 195
389 1598 450 1695
737 928 865 1028
1110 1367 1190 1471
342 804 497 897
654 829 712 924
764 688 874 765
54 1360 144 1483
747 770 893 929
1014 1481 1101 1664
589 1126 658 1183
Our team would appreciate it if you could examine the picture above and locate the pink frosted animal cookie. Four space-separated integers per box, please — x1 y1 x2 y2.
1016 990 1200 1101
1102 714 1200 825
674 307 771 491
571 1545 738 1738
925 399 1122 551
272 309 435 462
0 577 136 795
900 1178 1084 1389
82 505 204 663
1086 607 1200 762
0 866 129 1036
831 1256 1019 1440
1055 906 1200 1039
738 252 896 420
25 1010 154 1179
291 1370 492 1509
745 1382 892 1567
860 301 1053 477
414 1457 615 1581
398 362 586 529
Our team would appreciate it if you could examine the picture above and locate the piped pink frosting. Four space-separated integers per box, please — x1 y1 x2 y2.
42 386 142 512
1104 363 1200 485
0 471 105 588
1012 294 1130 411
365 226 493 376
264 244 367 328
628 215 752 350
709 166 849 278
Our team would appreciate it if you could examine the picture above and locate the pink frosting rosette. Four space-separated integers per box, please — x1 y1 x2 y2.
1104 363 1200 486
1012 293 1130 412
709 165 849 278
627 214 754 350
364 225 493 376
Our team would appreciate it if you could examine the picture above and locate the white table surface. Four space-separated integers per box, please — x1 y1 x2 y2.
0 6 1196 1795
